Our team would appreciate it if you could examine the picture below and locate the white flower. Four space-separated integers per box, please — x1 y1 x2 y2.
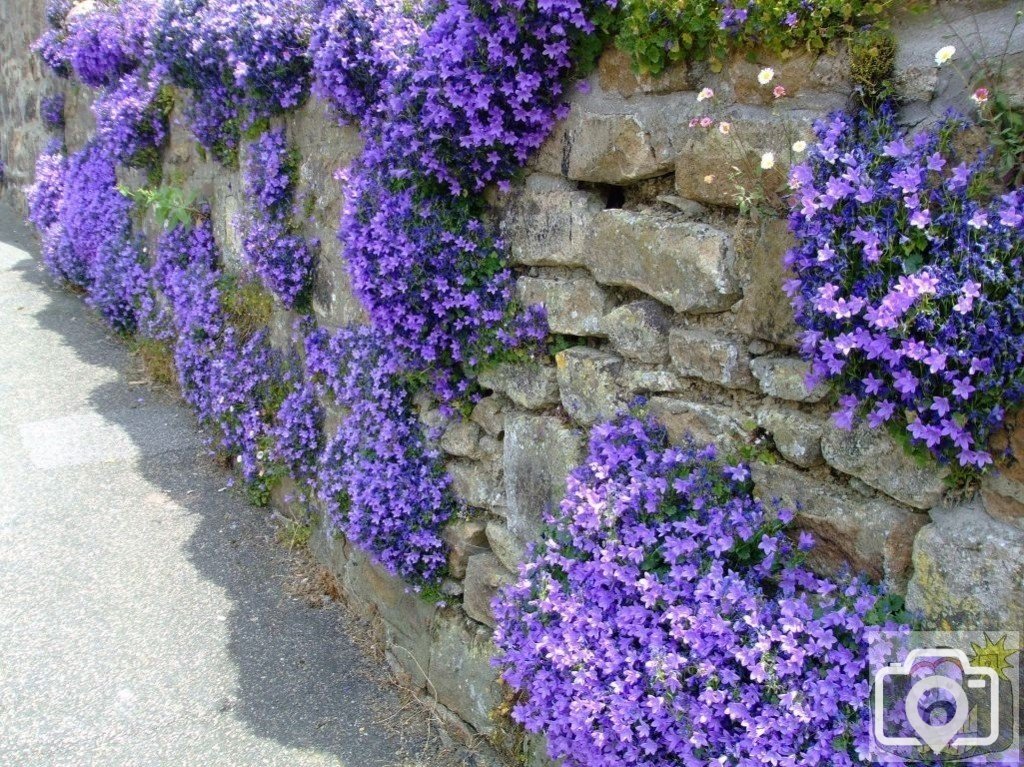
718 121 731 135
703 174 716 184
791 140 807 153
697 87 714 102
757 67 775 85
760 151 776 170
935 45 956 66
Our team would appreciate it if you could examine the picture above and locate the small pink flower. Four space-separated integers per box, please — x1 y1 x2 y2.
696 87 714 102
699 116 713 128
773 85 787 99
971 87 989 105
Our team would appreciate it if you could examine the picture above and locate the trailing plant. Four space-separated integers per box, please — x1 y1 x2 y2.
494 413 908 767
786 103 1024 472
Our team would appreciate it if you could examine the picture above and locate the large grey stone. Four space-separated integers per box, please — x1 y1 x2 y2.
442 519 489 579
462 552 515 629
669 328 757 391
428 614 504 736
503 413 584 545
585 210 739 313
749 356 826 403
647 396 750 450
555 347 628 426
516 275 609 337
733 217 800 345
674 112 813 208
906 500 1024 633
821 423 948 510
501 175 605 267
756 406 825 468
601 299 671 363
470 394 507 438
753 462 927 591
531 88 701 184
486 520 526 572
440 419 482 459
447 458 504 510
478 362 560 410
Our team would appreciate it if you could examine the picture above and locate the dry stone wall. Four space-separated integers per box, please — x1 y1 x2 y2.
4 1 1024 761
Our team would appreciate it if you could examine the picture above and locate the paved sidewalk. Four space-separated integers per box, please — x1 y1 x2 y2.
0 203 461 767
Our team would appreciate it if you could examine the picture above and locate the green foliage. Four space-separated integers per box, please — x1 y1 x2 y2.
850 26 898 103
608 0 894 76
982 91 1024 186
130 336 177 387
120 183 199 230
219 275 275 340
277 517 316 549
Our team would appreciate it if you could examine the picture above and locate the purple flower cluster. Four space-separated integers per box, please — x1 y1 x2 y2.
154 0 314 160
64 6 136 88
239 127 315 307
270 375 324 490
92 73 169 165
495 414 901 767
786 105 1024 470
150 218 287 500
307 326 455 585
41 94 65 131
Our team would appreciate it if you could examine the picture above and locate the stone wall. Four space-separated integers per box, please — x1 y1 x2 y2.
4 2 1024 762
0 0 52 212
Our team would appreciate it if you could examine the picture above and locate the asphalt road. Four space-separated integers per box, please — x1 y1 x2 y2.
0 202 468 767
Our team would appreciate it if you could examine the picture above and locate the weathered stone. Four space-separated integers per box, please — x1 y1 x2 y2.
982 410 1024 528
486 520 526 572
669 328 757 391
440 419 482 459
516 275 609 337
428 614 504 735
600 299 670 363
342 547 436 690
906 500 1024 633
442 519 489 579
622 365 684 394
647 396 750 449
821 423 948 510
728 53 851 108
753 462 927 591
501 175 605 267
531 88 701 183
756 406 825 468
555 347 627 426
749 356 826 403
463 552 514 628
503 413 584 545
734 218 800 345
597 47 691 97
478 362 560 410
470 395 506 438
448 459 504 510
674 114 812 208
585 210 739 313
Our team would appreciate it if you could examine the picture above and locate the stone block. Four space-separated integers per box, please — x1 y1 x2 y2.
440 419 482 459
479 362 560 411
442 519 489 580
428 614 505 735
821 423 948 510
906 500 1024 633
596 47 692 97
470 395 506 438
586 210 739 313
749 355 826 403
734 217 800 345
463 552 515 628
516 275 609 337
448 458 504 510
555 347 628 426
501 174 605 267
486 520 526 572
531 88 701 183
752 462 927 591
647 396 750 450
503 413 584 545
601 299 671 363
669 328 756 391
674 114 812 208
756 406 824 468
